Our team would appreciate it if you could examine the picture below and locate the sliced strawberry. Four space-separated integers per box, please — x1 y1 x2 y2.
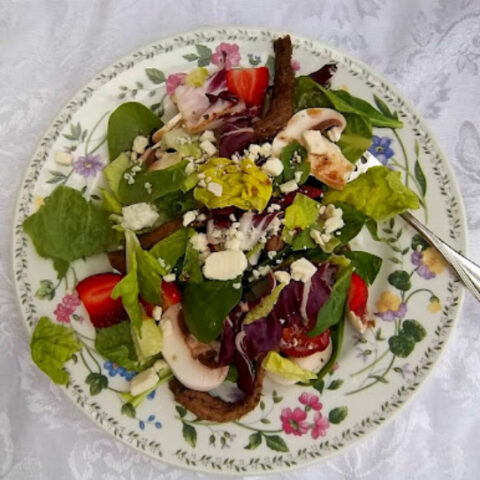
162 281 182 308
226 67 269 106
280 323 331 358
75 273 125 328
140 298 155 317
348 273 368 317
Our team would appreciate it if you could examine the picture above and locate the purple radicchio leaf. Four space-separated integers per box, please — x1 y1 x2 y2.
308 63 338 87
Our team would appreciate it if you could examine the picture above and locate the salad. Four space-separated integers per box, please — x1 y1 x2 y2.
25 35 419 422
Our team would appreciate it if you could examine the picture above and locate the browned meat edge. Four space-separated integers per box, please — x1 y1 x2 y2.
107 218 183 274
253 35 294 141
169 368 265 422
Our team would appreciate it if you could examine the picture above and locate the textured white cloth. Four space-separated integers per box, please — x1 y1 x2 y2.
1 0 480 478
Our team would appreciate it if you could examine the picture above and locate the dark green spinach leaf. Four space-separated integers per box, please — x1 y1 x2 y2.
308 265 353 337
183 281 242 343
343 251 382 285
107 102 162 161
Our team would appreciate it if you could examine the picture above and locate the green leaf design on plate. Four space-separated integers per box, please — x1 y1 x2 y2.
328 406 348 424
245 432 262 450
388 334 415 357
176 405 187 418
401 319 427 342
414 158 427 196
327 379 344 390
182 422 197 448
387 270 411 291
35 280 55 300
265 435 289 452
86 372 109 395
121 402 136 418
195 44 212 66
145 68 166 84
183 53 199 62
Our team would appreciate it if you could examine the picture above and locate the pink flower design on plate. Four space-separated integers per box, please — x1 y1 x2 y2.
211 42 241 70
280 407 310 436
291 60 301 71
54 303 73 323
311 412 330 439
299 392 322 411
166 73 186 97
62 292 81 308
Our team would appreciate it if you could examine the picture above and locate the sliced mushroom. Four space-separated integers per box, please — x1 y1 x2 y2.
148 151 182 171
161 304 229 392
151 112 183 144
272 108 353 190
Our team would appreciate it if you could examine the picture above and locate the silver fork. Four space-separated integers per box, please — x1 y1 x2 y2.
351 151 480 302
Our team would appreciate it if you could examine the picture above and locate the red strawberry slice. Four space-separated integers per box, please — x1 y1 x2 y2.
347 273 373 333
226 67 269 106
162 281 182 308
75 273 126 328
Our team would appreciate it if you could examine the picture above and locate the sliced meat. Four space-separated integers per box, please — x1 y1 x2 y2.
169 367 265 422
107 218 183 273
253 36 295 141
266 235 284 252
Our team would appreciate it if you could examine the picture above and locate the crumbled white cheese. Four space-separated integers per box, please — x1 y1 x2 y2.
196 213 207 222
131 151 138 161
54 150 73 166
152 306 163 321
259 143 273 157
326 127 342 143
279 180 298 194
294 171 303 183
122 203 159 231
267 203 281 213
132 135 149 154
229 213 237 222
144 182 152 195
158 257 166 269
183 209 198 227
274 270 291 284
290 258 317 283
262 157 284 177
130 368 159 396
207 182 223 197
200 130 216 143
224 237 241 251
233 282 241 290
163 273 176 282
203 250 248 280
267 250 277 259
190 233 209 252
185 161 196 175
200 140 217 157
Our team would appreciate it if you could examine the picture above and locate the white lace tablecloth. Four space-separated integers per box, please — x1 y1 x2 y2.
1 1 480 478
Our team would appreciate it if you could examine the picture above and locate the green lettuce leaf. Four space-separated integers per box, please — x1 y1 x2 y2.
23 186 113 278
95 321 139 371
343 251 382 285
104 153 131 197
100 187 123 214
294 76 402 129
107 102 162 161
308 264 353 337
131 318 163 362
284 193 319 230
183 280 242 343
181 241 204 283
111 230 144 331
149 228 194 274
136 246 164 305
323 166 420 222
336 113 373 162
243 283 286 325
262 351 317 382
30 317 82 385
154 190 198 223
118 161 188 205
194 158 272 212
277 141 310 185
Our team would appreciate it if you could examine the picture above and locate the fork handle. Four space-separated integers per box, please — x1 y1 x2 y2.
401 211 480 302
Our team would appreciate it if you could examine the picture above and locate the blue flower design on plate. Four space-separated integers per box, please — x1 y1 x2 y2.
103 361 136 381
368 135 394 164
139 414 162 430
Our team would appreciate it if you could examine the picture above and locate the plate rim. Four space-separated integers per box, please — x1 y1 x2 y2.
11 26 467 475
